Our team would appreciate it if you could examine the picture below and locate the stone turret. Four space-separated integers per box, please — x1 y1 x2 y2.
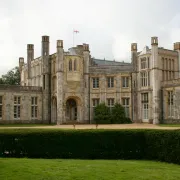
131 43 138 122
41 35 51 123
83 43 90 123
56 40 64 124
27 44 34 86
19 57 24 85
131 43 137 71
151 36 160 124
174 42 180 77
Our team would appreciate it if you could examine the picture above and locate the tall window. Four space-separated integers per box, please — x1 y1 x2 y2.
141 57 149 69
14 96 21 119
69 59 72 71
141 93 148 119
31 97 38 119
43 75 45 90
0 96 2 119
92 99 100 107
74 59 77 71
122 98 130 117
92 78 99 88
168 91 174 117
122 77 129 88
107 98 114 112
141 72 150 87
107 77 114 88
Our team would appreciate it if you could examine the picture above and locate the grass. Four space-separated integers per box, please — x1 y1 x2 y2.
158 124 180 127
0 158 180 180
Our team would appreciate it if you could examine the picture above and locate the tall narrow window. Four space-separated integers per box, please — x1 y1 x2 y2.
122 77 129 88
107 98 114 112
141 93 148 119
122 98 130 117
92 78 99 88
140 72 150 87
31 97 38 119
0 96 2 119
147 57 150 68
14 96 21 119
141 58 148 69
69 59 72 71
168 91 174 118
74 59 77 71
107 77 114 88
43 75 45 89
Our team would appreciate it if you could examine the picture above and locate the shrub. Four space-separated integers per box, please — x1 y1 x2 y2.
94 103 111 124
111 103 132 124
94 103 132 124
0 129 180 165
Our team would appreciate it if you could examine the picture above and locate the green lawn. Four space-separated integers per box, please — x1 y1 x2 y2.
0 158 180 180
158 124 180 127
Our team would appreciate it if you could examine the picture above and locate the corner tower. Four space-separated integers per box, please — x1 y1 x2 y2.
27 44 34 86
41 36 51 123
83 43 90 123
151 36 160 124
56 40 64 124
174 42 180 77
131 43 138 122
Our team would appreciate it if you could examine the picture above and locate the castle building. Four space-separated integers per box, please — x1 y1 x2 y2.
0 35 180 124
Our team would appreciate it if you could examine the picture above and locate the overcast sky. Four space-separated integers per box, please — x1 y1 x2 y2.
0 0 180 75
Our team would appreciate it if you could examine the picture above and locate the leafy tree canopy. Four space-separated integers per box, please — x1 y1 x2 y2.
0 66 20 85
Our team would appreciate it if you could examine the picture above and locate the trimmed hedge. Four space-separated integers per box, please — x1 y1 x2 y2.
0 129 180 164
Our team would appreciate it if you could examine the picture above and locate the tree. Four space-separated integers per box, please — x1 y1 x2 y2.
94 103 111 124
111 103 132 124
0 66 20 85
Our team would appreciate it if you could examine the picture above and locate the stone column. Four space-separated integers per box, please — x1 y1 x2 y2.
83 43 90 123
27 44 34 86
151 37 160 124
131 43 138 122
56 40 64 124
41 36 51 123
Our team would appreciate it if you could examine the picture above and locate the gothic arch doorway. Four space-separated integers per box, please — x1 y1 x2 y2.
51 97 57 123
66 98 77 121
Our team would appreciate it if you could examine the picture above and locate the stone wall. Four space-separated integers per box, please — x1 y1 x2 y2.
0 85 43 123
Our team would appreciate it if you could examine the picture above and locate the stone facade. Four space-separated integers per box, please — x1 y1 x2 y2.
1 35 180 124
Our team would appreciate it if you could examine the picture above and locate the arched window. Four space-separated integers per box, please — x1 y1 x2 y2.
74 59 77 71
69 59 72 71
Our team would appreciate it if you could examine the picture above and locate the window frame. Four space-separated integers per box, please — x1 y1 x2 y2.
31 97 38 119
14 96 21 119
122 77 129 88
92 77 99 88
107 77 114 88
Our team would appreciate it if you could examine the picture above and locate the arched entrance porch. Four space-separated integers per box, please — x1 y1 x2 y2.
65 97 82 122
